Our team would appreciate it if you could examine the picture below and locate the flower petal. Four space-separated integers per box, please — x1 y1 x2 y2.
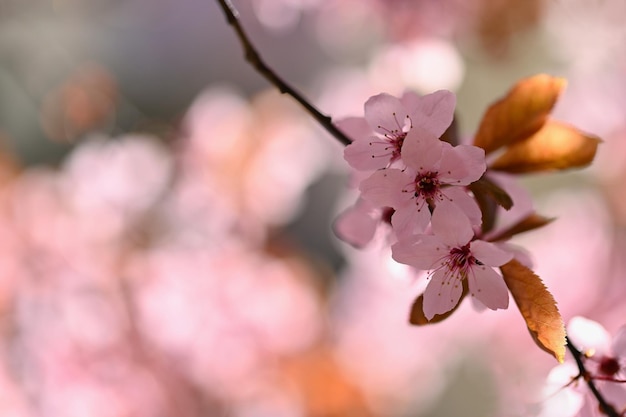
567 316 612 356
430 200 473 247
335 117 371 143
391 203 431 237
612 325 626 357
344 137 396 171
333 201 379 248
439 143 486 185
422 269 464 320
441 186 482 227
364 93 410 136
403 90 456 138
400 131 443 172
466 265 509 310
391 234 447 269
470 240 513 267
537 363 585 417
359 169 411 207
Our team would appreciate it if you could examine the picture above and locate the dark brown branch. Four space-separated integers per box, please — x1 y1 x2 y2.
566 337 621 417
216 0 352 147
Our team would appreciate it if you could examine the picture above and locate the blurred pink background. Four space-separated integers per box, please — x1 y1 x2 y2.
0 1 625 416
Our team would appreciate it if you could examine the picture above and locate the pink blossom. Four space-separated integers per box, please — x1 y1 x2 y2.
359 134 485 234
392 203 512 319
568 317 626 385
540 317 626 417
342 90 456 171
333 198 392 248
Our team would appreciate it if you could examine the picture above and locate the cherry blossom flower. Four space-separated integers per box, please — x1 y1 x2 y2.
539 317 626 417
359 134 485 234
568 317 626 384
392 203 513 319
342 90 456 171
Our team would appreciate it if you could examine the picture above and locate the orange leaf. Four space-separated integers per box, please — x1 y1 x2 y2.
489 121 601 173
500 259 565 362
488 213 555 242
469 176 514 210
473 74 566 154
409 283 468 325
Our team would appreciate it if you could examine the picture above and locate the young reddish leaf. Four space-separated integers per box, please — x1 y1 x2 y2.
468 175 513 235
489 121 601 173
488 213 555 242
500 259 566 362
469 176 514 210
473 74 566 154
409 284 468 325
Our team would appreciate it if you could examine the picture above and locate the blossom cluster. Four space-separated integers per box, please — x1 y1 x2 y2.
335 90 513 320
541 317 626 417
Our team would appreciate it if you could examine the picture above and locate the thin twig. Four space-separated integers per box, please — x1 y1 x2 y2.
566 337 621 417
215 0 352 146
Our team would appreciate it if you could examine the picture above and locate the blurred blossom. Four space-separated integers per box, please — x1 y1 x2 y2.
537 362 585 417
544 0 626 76
311 0 546 58
539 317 626 417
504 189 611 320
312 1 383 60
333 245 448 413
182 87 332 231
251 0 321 33
469 0 546 57
0 1 624 416
369 39 465 92
61 134 172 238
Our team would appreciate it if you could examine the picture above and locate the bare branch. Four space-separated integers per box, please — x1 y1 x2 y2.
216 0 352 146
566 337 621 417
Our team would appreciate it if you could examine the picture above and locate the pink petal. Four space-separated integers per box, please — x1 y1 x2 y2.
344 137 395 171
333 202 379 248
600 381 626 409
391 234 447 269
359 169 411 207
403 90 456 138
438 143 486 185
567 316 612 356
612 325 626 357
441 186 482 227
422 269 464 320
538 363 585 417
400 132 443 172
335 117 371 143
430 200 473 248
391 203 431 237
364 93 410 136
470 240 513 267
494 242 533 268
466 265 509 310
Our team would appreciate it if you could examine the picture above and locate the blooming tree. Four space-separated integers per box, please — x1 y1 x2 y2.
215 0 626 415
0 1 625 416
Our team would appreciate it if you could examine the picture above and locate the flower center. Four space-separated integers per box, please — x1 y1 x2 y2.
414 171 440 199
389 132 406 162
599 356 621 376
449 244 472 267
444 244 483 279
377 112 411 163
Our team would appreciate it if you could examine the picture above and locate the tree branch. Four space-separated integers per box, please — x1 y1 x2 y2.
215 0 352 146
566 337 621 417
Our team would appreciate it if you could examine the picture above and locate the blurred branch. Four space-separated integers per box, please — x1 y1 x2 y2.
566 337 621 417
215 0 352 146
